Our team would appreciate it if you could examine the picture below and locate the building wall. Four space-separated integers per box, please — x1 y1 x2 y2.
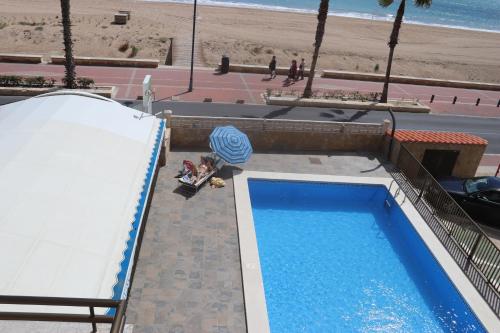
169 116 389 152
387 137 486 178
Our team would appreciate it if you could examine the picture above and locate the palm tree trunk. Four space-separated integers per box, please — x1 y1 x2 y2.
60 0 76 88
381 0 405 103
303 0 329 98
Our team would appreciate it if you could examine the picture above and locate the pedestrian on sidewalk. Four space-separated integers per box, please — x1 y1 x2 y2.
297 58 305 80
287 59 297 82
269 56 277 79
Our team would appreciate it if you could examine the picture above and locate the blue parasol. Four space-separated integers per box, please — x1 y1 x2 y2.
209 126 253 164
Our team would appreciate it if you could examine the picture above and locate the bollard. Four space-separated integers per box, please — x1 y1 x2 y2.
476 98 480 106
430 95 435 103
452 96 457 104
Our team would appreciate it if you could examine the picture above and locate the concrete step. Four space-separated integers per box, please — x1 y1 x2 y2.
172 33 204 67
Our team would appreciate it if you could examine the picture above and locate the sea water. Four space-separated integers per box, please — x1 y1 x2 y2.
147 0 500 32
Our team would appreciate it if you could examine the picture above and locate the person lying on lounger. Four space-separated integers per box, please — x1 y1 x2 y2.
197 156 214 179
176 160 197 179
180 156 214 184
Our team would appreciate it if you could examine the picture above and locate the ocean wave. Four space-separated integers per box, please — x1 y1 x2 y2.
144 0 500 33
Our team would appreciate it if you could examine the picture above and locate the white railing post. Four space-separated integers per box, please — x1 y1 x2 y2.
143 75 152 114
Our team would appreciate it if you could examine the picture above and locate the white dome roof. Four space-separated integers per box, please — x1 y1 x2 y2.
0 92 164 313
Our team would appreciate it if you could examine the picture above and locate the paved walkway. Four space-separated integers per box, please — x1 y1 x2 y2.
172 32 204 67
477 154 500 176
1 63 499 118
126 150 393 333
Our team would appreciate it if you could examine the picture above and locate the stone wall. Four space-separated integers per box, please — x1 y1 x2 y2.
50 56 159 68
0 53 42 64
169 116 388 152
322 70 500 91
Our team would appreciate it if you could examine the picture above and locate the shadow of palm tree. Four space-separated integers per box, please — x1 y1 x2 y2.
348 110 369 122
263 106 295 119
319 112 335 119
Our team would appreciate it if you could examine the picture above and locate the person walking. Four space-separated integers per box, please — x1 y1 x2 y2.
297 58 305 80
269 55 277 79
288 59 297 82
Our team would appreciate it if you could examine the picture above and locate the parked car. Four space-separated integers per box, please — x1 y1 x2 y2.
438 176 500 226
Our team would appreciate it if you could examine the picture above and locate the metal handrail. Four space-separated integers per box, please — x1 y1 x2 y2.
0 295 126 333
390 144 500 317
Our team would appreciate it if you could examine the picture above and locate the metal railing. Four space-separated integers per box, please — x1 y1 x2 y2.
390 144 500 317
0 295 126 333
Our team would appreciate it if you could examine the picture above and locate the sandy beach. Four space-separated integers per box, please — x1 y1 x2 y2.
1 0 499 83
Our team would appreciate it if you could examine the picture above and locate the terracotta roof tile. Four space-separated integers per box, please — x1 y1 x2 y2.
389 130 488 145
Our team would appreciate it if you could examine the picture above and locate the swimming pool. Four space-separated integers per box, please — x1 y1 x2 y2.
239 176 488 332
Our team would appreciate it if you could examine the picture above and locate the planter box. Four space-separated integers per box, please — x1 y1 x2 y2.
217 63 310 77
322 70 500 91
265 95 430 113
0 53 43 64
0 86 116 98
50 56 159 68
0 87 57 96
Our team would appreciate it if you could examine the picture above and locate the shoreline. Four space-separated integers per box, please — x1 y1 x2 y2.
144 0 500 34
1 0 500 83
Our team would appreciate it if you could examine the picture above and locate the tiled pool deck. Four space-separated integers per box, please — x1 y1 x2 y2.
126 150 393 333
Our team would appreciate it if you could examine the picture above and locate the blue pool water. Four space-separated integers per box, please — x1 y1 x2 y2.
248 180 485 332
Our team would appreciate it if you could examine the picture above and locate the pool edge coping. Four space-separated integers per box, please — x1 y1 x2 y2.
233 170 499 333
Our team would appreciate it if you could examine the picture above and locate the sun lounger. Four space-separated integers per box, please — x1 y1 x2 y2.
177 154 223 194
178 168 217 193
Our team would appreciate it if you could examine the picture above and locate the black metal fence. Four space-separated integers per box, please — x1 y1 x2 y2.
0 295 126 333
391 144 500 317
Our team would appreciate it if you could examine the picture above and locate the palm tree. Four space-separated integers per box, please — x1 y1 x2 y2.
379 0 432 103
303 0 329 98
60 0 76 88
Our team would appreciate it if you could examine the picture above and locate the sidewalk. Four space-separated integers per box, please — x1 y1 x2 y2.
477 154 500 176
1 62 499 118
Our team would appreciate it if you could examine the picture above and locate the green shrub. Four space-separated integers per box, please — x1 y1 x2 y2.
128 45 139 58
23 76 46 87
76 77 95 89
46 78 56 87
0 22 7 30
0 75 23 87
374 63 380 72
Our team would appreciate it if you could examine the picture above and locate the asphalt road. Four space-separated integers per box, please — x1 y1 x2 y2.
145 101 500 154
2 96 499 154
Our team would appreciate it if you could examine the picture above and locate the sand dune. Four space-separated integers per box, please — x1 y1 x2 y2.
1 0 499 83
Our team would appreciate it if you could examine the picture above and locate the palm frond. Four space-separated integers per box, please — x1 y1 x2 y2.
414 0 432 8
378 0 394 7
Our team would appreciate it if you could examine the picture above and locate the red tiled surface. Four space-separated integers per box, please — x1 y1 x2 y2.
1 63 499 117
480 154 500 167
392 130 488 145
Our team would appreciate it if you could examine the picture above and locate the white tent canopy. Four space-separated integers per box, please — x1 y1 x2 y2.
0 92 164 313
